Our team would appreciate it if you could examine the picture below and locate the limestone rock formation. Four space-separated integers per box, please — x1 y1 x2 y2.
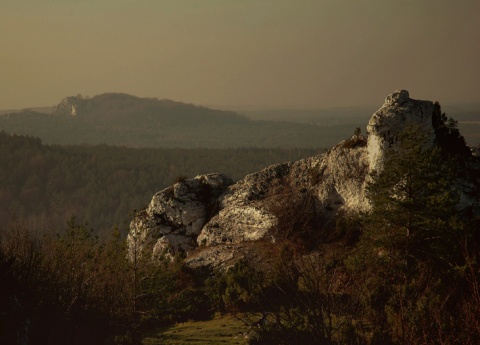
197 163 288 246
367 90 434 172
197 141 370 247
128 90 479 268
127 173 233 259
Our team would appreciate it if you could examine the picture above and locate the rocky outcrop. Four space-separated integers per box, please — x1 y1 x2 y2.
197 163 289 246
367 90 434 172
52 96 87 117
197 141 370 247
127 173 233 259
128 90 479 267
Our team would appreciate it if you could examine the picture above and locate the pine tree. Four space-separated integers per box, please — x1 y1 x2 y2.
349 122 470 343
366 123 460 265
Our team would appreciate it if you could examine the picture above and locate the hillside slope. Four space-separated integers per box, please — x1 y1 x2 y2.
0 93 351 149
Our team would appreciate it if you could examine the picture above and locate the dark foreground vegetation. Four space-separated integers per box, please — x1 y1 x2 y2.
0 131 317 236
1 104 479 344
1 207 478 344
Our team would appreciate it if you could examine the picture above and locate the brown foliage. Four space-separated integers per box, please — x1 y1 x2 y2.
266 177 320 251
0 219 133 344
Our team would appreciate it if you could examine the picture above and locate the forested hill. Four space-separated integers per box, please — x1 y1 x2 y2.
0 131 318 235
52 93 249 126
0 93 356 148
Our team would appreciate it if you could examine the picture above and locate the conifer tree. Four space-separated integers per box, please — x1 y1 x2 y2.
354 121 473 343
366 123 460 266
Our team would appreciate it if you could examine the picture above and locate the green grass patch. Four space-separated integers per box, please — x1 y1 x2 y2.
142 314 250 345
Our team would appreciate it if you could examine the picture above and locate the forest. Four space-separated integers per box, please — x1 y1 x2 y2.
0 131 318 237
1 105 479 344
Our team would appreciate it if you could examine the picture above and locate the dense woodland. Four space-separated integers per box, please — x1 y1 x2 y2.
0 131 318 236
1 103 479 344
0 110 354 149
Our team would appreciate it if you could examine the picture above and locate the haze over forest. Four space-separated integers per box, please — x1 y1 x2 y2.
1 0 479 112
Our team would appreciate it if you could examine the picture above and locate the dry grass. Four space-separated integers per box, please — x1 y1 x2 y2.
142 314 250 345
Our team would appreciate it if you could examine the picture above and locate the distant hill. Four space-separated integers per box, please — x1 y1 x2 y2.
4 93 477 148
0 106 53 116
0 93 357 149
51 93 249 126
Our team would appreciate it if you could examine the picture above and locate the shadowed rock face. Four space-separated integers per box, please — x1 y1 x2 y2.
128 90 479 267
367 90 434 172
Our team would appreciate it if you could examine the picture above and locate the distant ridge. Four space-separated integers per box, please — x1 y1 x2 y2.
0 106 53 116
51 93 249 126
0 93 354 149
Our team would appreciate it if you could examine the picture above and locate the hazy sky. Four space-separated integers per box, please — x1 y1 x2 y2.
1 0 479 110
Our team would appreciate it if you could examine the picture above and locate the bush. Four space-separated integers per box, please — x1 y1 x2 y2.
206 260 265 313
0 218 134 344
266 177 324 251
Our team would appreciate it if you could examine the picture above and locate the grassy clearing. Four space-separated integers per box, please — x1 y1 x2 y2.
142 314 250 345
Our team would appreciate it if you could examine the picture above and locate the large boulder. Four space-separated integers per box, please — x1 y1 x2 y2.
127 173 233 259
197 163 289 246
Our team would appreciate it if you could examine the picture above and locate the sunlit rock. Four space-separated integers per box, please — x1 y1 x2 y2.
367 90 434 172
127 173 233 259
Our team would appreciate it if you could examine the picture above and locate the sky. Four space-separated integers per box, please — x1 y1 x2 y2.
1 0 479 110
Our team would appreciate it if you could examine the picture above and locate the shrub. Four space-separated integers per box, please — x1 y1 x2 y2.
206 260 265 313
266 177 321 251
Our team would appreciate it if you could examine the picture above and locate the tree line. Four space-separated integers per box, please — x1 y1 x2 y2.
0 131 318 236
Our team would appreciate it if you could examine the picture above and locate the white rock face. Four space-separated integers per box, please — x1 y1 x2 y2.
367 90 434 172
127 173 233 259
195 140 370 247
198 206 277 246
197 163 289 246
314 139 370 213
